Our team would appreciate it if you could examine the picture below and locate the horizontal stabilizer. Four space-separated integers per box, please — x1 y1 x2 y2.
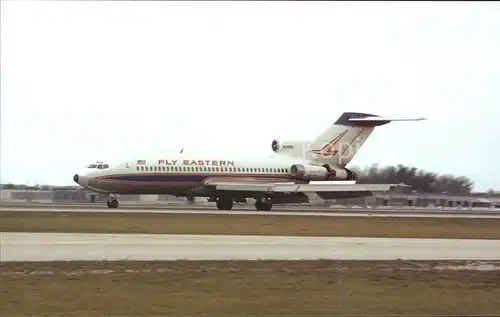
348 116 425 122
332 112 425 128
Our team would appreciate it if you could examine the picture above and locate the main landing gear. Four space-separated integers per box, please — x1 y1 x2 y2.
255 197 272 211
214 196 273 211
216 197 233 210
106 195 119 208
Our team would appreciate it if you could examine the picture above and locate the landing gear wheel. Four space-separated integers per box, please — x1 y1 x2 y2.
216 197 233 210
107 199 119 208
255 199 272 211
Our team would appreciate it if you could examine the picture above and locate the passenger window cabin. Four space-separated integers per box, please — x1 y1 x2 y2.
133 163 287 174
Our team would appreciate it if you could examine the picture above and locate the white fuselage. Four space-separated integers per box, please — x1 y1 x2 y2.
75 154 309 196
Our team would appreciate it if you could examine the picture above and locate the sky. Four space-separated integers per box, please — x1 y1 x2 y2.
1 1 499 191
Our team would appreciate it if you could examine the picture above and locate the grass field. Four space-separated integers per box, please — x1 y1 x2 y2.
2 210 500 239
2 260 499 316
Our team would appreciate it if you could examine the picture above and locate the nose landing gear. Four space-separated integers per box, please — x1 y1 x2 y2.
106 194 119 208
107 199 119 208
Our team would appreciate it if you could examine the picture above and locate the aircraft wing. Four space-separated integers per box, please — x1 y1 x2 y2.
203 178 400 203
208 181 393 192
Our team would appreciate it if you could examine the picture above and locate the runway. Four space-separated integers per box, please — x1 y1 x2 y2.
2 232 499 261
1 205 499 218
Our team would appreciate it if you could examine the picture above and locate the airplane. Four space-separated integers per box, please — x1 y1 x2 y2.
72 112 424 210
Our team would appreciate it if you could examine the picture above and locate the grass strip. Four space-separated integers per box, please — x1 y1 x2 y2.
2 210 500 239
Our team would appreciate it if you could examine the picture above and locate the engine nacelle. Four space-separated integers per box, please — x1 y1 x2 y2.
272 139 310 159
290 164 329 181
271 139 281 153
323 164 357 181
271 139 298 153
289 164 357 181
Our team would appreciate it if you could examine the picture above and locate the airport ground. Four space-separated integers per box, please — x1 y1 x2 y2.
3 200 500 212
2 207 500 239
2 204 500 315
2 260 500 316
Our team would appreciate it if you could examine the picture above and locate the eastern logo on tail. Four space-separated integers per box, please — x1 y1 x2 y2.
310 129 348 157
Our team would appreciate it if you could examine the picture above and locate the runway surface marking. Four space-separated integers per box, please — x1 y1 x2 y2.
2 232 499 261
1 206 499 218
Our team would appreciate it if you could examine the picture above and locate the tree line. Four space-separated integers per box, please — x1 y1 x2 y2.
350 164 475 195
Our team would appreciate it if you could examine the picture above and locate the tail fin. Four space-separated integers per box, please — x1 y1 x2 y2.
308 112 424 166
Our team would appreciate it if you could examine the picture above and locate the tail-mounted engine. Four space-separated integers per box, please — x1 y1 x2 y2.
272 139 297 153
322 164 357 180
289 164 357 181
271 140 281 153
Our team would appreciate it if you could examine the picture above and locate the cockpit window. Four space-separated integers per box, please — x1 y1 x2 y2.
87 162 109 169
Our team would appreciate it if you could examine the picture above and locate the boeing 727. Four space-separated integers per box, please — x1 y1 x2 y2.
73 112 424 210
